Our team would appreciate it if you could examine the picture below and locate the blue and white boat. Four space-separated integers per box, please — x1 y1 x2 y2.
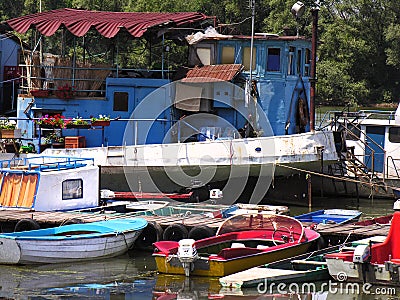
0 218 147 264
294 209 362 225
2 8 339 204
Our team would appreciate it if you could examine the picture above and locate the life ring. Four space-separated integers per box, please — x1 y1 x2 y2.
162 223 188 241
188 225 215 240
14 218 40 232
297 97 309 127
135 221 163 249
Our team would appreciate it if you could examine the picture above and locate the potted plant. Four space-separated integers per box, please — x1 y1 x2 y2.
0 119 21 139
66 117 91 129
55 84 75 99
91 114 111 126
35 114 71 128
44 132 65 148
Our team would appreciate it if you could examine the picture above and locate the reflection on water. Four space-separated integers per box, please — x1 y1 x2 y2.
0 197 399 299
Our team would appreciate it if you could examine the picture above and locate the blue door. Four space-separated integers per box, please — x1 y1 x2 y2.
365 126 385 173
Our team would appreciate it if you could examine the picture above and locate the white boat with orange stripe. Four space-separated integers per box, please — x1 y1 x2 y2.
0 155 98 212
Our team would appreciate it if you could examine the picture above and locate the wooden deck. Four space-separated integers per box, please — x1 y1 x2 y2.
0 208 225 231
315 222 390 244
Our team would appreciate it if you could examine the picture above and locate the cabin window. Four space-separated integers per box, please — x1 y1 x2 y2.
389 127 400 143
297 49 302 75
113 92 128 111
288 47 295 75
221 46 235 64
305 49 311 76
242 47 256 71
62 179 83 200
197 48 211 65
267 48 281 72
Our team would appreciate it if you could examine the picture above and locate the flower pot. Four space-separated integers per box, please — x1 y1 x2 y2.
39 124 56 129
31 89 50 97
5 142 20 153
91 120 110 127
0 129 22 139
66 124 91 129
51 142 65 149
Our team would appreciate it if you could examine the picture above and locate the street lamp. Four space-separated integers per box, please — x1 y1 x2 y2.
291 1 320 132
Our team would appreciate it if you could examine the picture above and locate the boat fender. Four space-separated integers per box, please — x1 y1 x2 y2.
316 236 327 250
162 223 188 242
188 225 215 240
14 219 40 232
135 221 163 249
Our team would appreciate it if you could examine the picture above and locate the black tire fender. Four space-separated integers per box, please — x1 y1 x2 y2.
14 218 40 232
135 221 163 249
188 225 215 240
162 223 188 241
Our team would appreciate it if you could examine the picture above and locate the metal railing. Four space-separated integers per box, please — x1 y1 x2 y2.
387 156 400 179
18 63 173 96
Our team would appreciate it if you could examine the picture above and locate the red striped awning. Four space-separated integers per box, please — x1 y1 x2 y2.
5 9 209 38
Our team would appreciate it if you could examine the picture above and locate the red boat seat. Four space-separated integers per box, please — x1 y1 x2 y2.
217 247 263 259
371 212 400 264
391 258 400 264
325 251 354 262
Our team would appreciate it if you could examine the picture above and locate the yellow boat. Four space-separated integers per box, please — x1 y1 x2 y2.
153 213 320 277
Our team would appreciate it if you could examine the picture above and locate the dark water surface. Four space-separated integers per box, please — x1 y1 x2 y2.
1 197 399 299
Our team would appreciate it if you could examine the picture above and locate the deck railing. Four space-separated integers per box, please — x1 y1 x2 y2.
17 63 173 96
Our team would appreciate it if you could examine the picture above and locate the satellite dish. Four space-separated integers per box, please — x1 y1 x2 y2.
291 1 305 18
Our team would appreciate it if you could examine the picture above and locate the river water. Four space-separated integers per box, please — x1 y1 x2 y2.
0 197 399 300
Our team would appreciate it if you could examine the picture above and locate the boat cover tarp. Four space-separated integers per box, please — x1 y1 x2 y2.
5 9 209 38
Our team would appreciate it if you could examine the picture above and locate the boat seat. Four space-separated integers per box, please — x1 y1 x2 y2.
231 243 245 248
371 212 400 263
391 259 400 264
325 252 354 262
218 247 262 259
256 245 269 250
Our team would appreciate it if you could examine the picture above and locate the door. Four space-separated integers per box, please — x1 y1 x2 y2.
365 126 385 173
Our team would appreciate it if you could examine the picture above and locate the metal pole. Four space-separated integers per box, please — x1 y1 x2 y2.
249 0 255 84
310 8 319 132
307 174 312 211
161 33 165 79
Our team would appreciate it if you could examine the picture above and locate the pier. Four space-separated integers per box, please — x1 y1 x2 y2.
315 221 390 245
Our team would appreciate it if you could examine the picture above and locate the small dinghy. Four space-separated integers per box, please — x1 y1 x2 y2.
295 209 362 226
153 213 320 277
0 218 147 265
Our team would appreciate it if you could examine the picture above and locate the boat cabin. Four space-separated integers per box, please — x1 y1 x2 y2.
331 105 400 177
5 9 312 151
0 156 99 211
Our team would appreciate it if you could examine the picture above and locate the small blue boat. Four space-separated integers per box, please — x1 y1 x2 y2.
0 218 147 265
294 209 362 225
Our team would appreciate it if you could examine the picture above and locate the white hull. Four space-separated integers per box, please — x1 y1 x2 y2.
0 230 142 264
326 258 395 285
44 131 338 195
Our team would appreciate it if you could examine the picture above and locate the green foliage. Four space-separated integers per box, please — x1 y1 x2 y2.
4 0 400 105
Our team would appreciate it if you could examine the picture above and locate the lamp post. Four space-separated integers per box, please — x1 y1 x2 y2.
291 1 320 132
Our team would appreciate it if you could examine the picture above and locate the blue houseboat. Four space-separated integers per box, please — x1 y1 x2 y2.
2 9 338 204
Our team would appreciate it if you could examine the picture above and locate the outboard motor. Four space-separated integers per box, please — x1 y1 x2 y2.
177 239 198 276
353 244 370 263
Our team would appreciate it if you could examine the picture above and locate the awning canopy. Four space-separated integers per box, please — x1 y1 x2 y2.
5 8 210 38
182 64 244 83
